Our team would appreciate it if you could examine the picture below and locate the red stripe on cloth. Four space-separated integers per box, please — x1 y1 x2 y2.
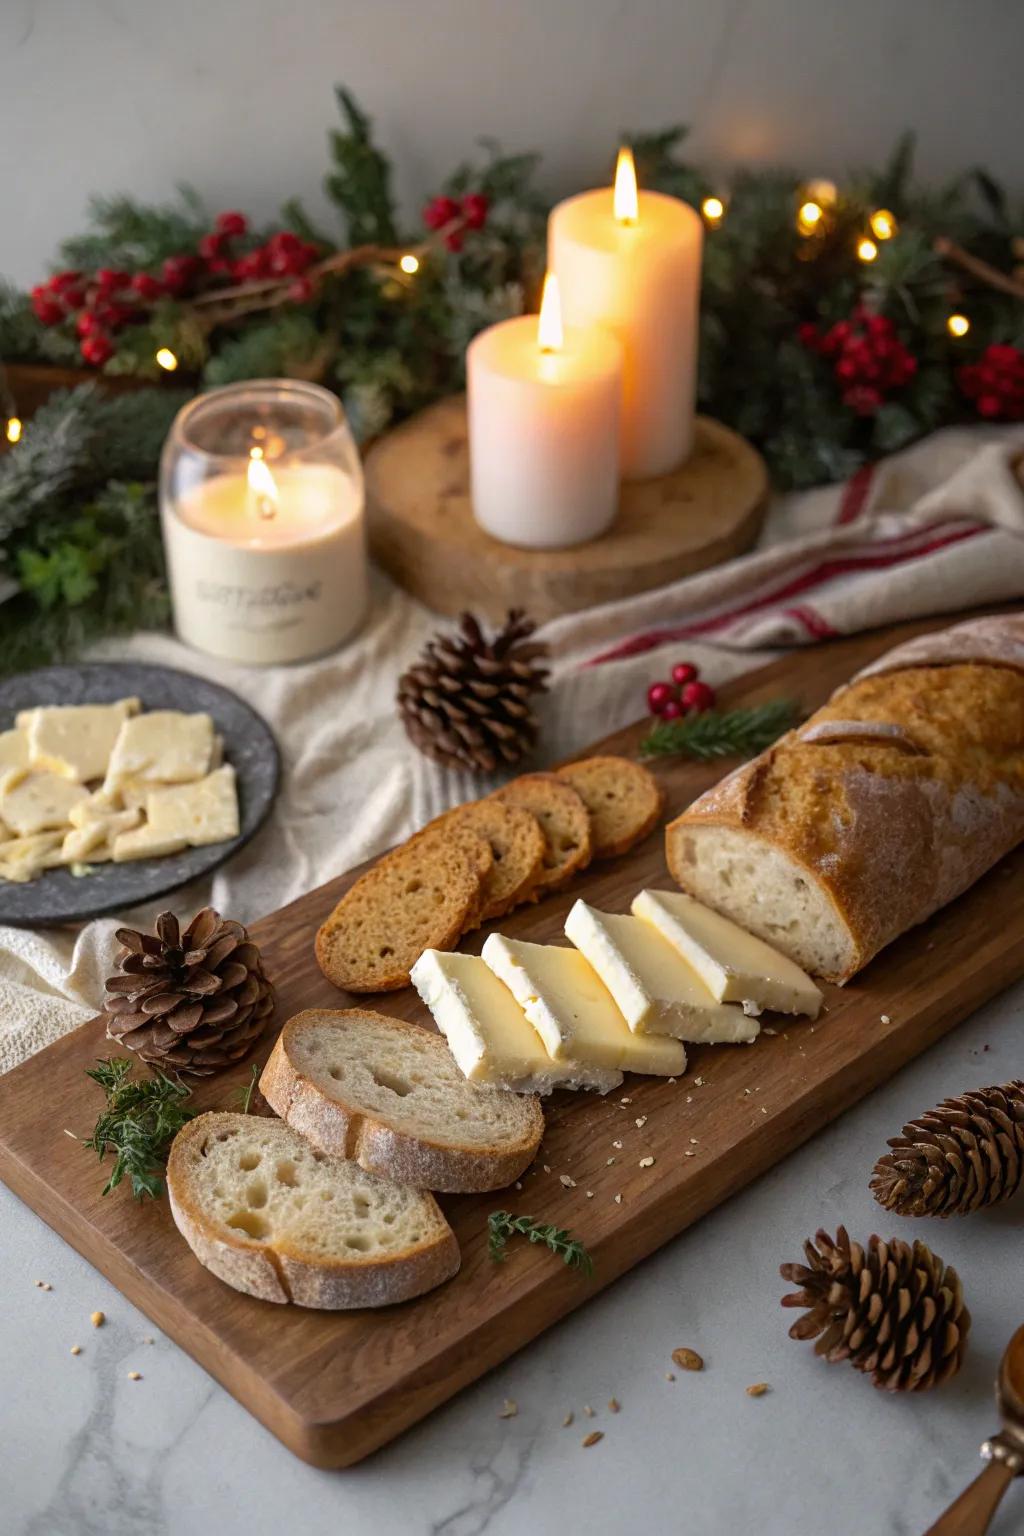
583 521 987 666
783 605 839 639
837 462 877 525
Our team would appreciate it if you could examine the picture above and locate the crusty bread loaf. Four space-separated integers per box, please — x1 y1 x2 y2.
666 615 1024 984
166 1112 459 1308
556 755 663 859
315 836 484 992
423 799 545 921
260 1009 544 1192
492 773 592 894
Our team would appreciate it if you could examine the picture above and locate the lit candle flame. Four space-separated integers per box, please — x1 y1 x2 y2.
613 146 639 225
537 272 564 353
247 449 279 520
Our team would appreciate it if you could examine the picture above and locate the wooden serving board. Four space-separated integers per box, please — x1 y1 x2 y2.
365 397 768 622
1 612 1022 1470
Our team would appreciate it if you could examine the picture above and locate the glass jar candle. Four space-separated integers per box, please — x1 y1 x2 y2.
160 380 367 665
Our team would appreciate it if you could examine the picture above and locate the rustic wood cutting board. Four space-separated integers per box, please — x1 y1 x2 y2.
1 611 1021 1469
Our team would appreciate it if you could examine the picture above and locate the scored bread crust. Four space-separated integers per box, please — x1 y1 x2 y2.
260 1009 545 1193
556 755 664 859
667 634 1024 984
166 1113 460 1309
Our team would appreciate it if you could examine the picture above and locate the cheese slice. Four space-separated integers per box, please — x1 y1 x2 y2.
565 900 758 1043
632 889 823 1018
0 770 88 835
0 830 66 882
27 698 139 783
144 764 239 847
113 825 189 862
0 728 29 773
61 809 141 863
68 789 122 827
104 709 214 791
411 949 624 1094
481 933 686 1076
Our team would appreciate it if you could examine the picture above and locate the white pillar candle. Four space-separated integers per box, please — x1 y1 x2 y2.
468 275 622 549
549 148 703 481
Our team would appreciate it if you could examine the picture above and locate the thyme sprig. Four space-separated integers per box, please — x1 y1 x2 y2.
488 1211 594 1276
639 698 801 762
81 1057 193 1200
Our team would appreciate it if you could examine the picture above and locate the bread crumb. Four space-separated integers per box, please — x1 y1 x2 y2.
143 1336 155 1345
581 1431 603 1448
608 1397 620 1413
586 1190 594 1198
40 1282 52 1292
746 1382 769 1397
684 1150 695 1158
613 1193 622 1204
559 1174 577 1188
562 1411 574 1427
498 1399 518 1418
620 1097 632 1105
606 1157 616 1165
672 1348 704 1372
128 1372 142 1382
693 1076 704 1087
90 1311 105 1328
583 1403 595 1417
639 1156 655 1168
668 1077 676 1084
880 1013 891 1024
543 1164 552 1174
612 1140 622 1149
635 1115 647 1129
689 1137 699 1144
665 1372 676 1381
70 1345 82 1356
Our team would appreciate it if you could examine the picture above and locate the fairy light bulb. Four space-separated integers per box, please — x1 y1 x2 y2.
947 313 970 338
857 237 879 263
804 179 838 209
399 253 420 274
155 347 178 371
797 201 824 236
701 196 725 227
869 209 897 241
5 416 22 444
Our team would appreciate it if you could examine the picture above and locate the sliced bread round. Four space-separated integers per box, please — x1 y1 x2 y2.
556 755 664 858
491 773 592 895
426 799 546 921
260 1009 544 1192
166 1112 460 1308
315 837 483 993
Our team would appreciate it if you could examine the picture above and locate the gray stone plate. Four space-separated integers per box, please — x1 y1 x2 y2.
0 663 280 927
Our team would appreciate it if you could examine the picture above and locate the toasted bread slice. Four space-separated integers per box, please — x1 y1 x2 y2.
426 799 546 921
166 1112 459 1308
556 755 663 859
315 836 483 992
491 773 592 895
260 1009 544 1192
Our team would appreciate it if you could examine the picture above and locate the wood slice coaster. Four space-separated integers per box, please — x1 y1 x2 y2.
365 395 769 623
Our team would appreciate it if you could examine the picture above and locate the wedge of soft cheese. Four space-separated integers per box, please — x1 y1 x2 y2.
145 765 240 847
481 933 686 1076
104 710 214 791
632 889 822 1019
0 769 88 836
411 949 624 1094
26 698 139 782
564 899 758 1043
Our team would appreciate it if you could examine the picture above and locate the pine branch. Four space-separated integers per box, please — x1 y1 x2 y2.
639 698 801 762
487 1211 594 1275
324 87 399 245
80 1057 193 1200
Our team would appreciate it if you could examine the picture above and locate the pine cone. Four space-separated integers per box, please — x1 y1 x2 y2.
871 1080 1024 1218
397 609 550 773
103 908 275 1077
780 1226 970 1392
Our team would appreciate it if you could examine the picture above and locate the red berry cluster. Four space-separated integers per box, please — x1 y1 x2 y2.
30 209 321 367
958 344 1024 421
421 192 490 252
799 308 918 417
646 661 716 721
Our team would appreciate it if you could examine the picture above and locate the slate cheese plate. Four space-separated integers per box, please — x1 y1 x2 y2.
0 663 279 926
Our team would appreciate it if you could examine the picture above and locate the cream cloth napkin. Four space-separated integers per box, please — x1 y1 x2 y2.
2 424 1022 1075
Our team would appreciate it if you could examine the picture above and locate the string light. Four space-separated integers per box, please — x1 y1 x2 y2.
947 312 970 338
857 237 878 263
701 196 725 227
5 416 22 444
869 208 897 241
797 201 824 236
804 178 838 209
399 253 420 274
155 347 179 371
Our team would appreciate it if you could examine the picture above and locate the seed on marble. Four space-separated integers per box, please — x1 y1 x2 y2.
581 1431 604 1448
128 1371 142 1381
70 1345 82 1356
91 1311 105 1328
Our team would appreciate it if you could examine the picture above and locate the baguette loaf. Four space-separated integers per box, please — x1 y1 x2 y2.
666 615 1024 984
166 1112 459 1308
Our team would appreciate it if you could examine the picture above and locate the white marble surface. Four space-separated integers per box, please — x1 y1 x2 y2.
2 984 1022 1536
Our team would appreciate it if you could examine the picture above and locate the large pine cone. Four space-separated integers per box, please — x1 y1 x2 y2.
780 1226 970 1392
104 908 275 1077
871 1081 1024 1218
397 609 550 774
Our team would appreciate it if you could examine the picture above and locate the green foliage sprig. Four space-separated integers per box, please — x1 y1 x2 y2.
233 1063 261 1115
487 1211 594 1276
81 1057 193 1200
639 698 801 762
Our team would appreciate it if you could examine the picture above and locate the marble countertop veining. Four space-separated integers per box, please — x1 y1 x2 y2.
3 983 1023 1536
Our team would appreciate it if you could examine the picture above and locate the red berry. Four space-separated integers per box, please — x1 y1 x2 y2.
977 393 1004 418
198 231 226 261
647 681 676 715
423 195 460 231
206 256 232 275
288 276 315 302
797 321 820 350
444 230 465 253
461 193 490 230
835 356 861 383
268 246 305 276
96 267 129 293
50 269 82 292
267 229 302 254
671 662 698 686
680 680 716 712
76 311 101 337
80 332 114 366
30 287 63 325
214 210 248 237
233 250 269 281
162 254 200 293
130 272 162 300
660 700 684 720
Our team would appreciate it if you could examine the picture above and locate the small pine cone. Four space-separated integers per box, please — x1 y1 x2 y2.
871 1080 1024 1218
397 608 550 774
780 1226 970 1392
104 908 276 1078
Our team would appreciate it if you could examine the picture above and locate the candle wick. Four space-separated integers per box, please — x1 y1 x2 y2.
256 496 276 521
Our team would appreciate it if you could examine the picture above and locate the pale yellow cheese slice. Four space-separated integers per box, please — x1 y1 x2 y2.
0 769 88 835
68 789 122 827
410 949 623 1094
0 830 66 882
26 698 139 782
113 825 189 863
144 764 239 848
61 809 142 863
632 889 823 1018
0 728 29 773
481 933 686 1076
564 900 758 1043
104 709 214 791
